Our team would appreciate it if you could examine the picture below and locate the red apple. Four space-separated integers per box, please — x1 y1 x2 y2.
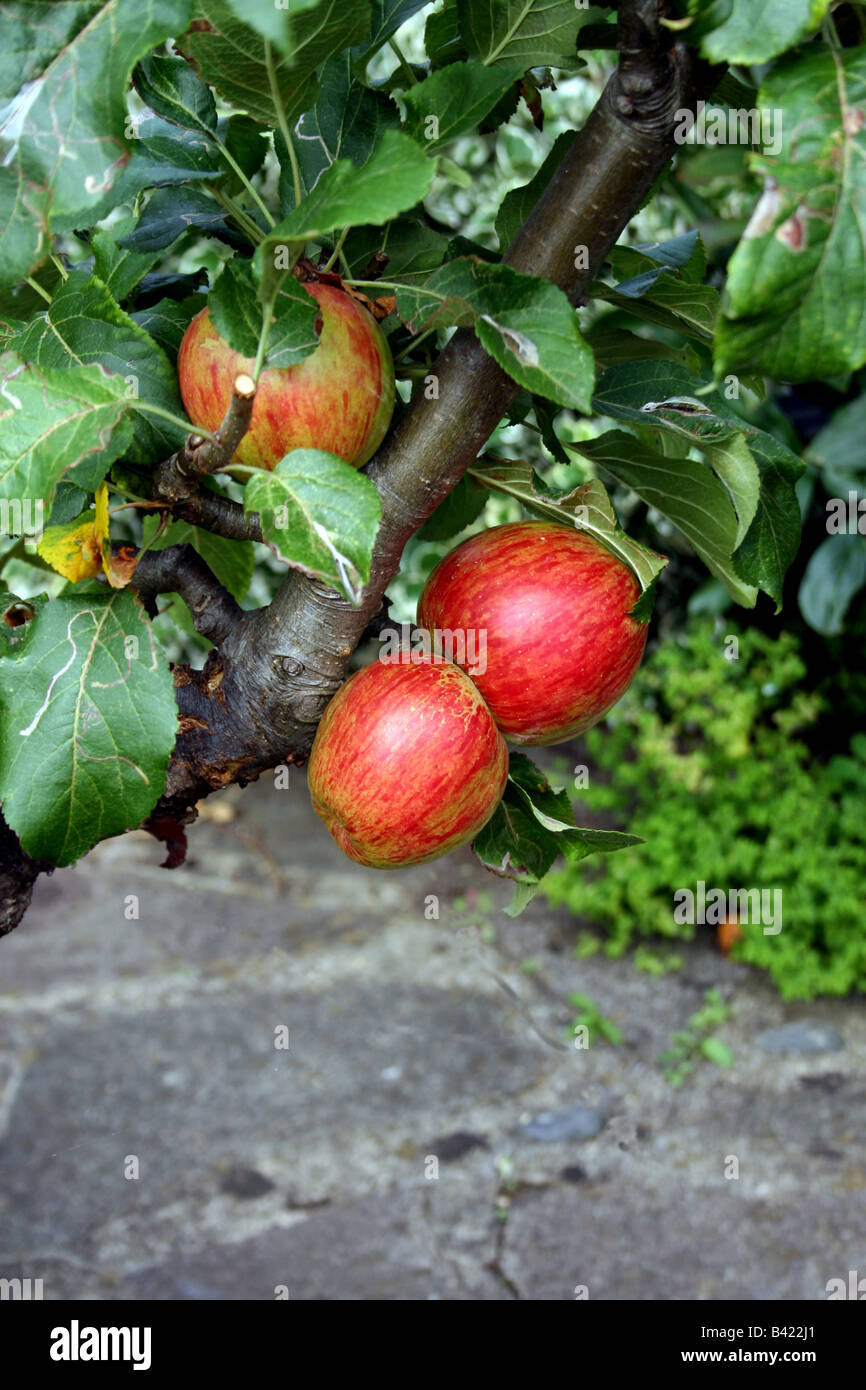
307 655 508 868
417 521 648 746
177 281 395 469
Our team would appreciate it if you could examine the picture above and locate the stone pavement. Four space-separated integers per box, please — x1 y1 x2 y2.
0 772 863 1301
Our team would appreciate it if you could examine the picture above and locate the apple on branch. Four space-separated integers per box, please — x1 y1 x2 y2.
307 655 509 868
417 521 648 746
177 281 395 469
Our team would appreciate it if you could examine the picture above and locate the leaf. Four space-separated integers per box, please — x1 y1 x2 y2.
37 510 102 584
468 461 667 592
0 167 51 292
687 0 829 65
244 449 381 604
592 361 805 606
263 129 435 254
715 48 866 381
401 61 522 152
798 534 866 636
10 270 186 464
91 219 163 304
132 51 218 135
495 129 572 251
117 186 235 255
357 0 432 66
807 394 866 495
208 257 319 366
594 238 718 342
473 752 641 916
0 354 132 508
181 0 371 128
221 0 321 50
458 0 602 68
416 475 488 541
0 589 177 865
344 218 450 287
571 429 758 608
289 49 400 207
12 0 194 231
397 257 594 410
699 1037 733 1067
131 295 205 359
142 512 254 602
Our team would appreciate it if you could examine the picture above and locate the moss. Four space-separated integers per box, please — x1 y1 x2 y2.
542 620 866 999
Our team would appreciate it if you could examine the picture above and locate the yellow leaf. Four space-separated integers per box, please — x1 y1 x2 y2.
37 515 102 582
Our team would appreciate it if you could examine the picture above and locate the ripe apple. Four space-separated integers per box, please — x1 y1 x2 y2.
417 520 648 746
177 280 395 469
307 655 509 868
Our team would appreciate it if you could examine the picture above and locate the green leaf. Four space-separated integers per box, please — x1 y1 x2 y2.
133 51 218 134
798 534 866 637
495 129 572 251
592 361 805 606
10 270 186 463
0 354 132 507
0 589 177 865
288 49 399 208
12 0 194 231
263 129 435 255
142 512 254 602
458 0 602 68
0 167 51 292
181 0 371 128
397 257 594 411
806 394 866 495
91 219 163 304
571 428 758 608
221 0 321 50
595 239 718 342
401 61 522 152
468 461 666 592
116 186 232 255
344 218 450 287
358 0 432 65
715 48 866 382
416 475 487 541
131 295 205 359
244 449 382 604
687 0 829 65
699 1037 733 1067
208 257 319 367
473 752 641 916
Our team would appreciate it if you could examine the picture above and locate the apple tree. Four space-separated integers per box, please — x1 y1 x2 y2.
1 0 862 933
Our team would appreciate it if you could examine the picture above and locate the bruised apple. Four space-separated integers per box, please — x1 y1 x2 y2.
417 521 648 746
307 656 508 868
177 281 395 469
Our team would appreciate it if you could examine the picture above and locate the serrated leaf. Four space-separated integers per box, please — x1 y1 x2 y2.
495 129 571 251
244 448 381 604
208 257 320 367
181 0 371 128
397 257 594 410
116 186 236 255
0 166 51 292
0 589 177 865
131 295 205 359
289 49 400 209
401 61 521 152
416 475 487 541
468 460 666 592
570 428 758 608
344 218 450 287
91 218 163 304
357 0 432 65
806 394 866 495
263 129 435 257
687 0 829 65
0 354 132 507
10 270 186 463
473 752 641 915
715 48 866 381
133 51 218 134
458 0 602 68
11 0 194 231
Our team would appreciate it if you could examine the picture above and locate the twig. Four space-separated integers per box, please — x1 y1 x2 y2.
154 374 257 503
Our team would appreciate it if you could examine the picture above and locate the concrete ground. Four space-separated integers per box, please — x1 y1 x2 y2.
0 771 863 1301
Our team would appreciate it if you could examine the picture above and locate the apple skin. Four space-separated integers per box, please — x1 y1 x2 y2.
417 521 648 746
177 281 395 469
307 655 509 869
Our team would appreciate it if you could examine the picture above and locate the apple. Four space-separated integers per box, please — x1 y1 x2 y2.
177 280 395 469
307 655 509 868
417 520 648 746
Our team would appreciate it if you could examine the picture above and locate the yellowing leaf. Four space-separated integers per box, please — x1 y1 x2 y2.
37 514 102 582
